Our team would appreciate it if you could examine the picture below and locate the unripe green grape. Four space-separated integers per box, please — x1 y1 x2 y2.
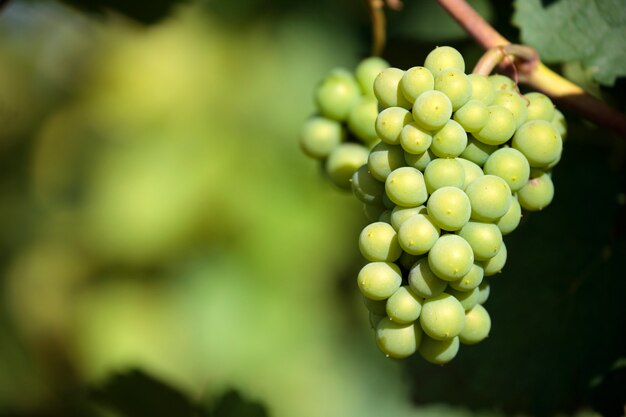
493 90 528 129
428 234 474 281
483 147 531 192
363 296 387 315
465 175 512 222
551 109 567 140
376 107 413 145
368 142 406 181
391 205 427 231
427 186 471 231
449 263 484 291
315 68 361 121
456 157 484 190
359 222 402 262
408 258 448 298
398 252 422 271
418 334 460 365
405 149 435 171
299 116 345 159
517 169 554 211
458 221 503 261
385 167 428 207
489 74 516 92
434 68 472 111
386 285 424 324
374 67 412 109
352 165 385 205
356 56 390 96
420 293 465 340
363 203 385 222
326 143 370 189
357 261 402 300
424 158 465 194
379 209 392 224
398 213 440 255
430 119 468 158
474 105 516 146
477 280 490 304
412 90 453 131
468 74 495 104
460 135 497 166
376 318 422 358
424 46 465 76
496 195 522 235
512 120 562 168
348 96 379 144
400 66 435 103
446 287 480 311
459 304 491 345
525 92 555 121
482 242 507 276
400 122 432 155
453 99 489 133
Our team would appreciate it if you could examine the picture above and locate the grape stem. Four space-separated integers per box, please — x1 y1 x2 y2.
367 0 403 57
436 0 626 139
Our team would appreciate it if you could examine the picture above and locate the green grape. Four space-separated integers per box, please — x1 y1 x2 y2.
551 109 567 140
385 167 428 207
376 318 422 359
315 68 361 121
426 186 471 231
465 175 512 222
459 304 491 345
357 261 402 300
449 263 484 291
453 99 489 133
398 213 440 255
424 158 465 194
363 296 387 315
400 122 432 155
408 258 448 298
398 251 422 271
412 90 453 131
348 96 379 144
405 149 435 171
359 221 402 262
493 90 528 129
430 119 468 158
434 68 472 111
483 147 531 192
458 221 503 261
428 234 474 281
468 74 495 104
400 66 435 103
379 209 392 224
489 74 516 92
496 195 522 234
474 105 516 146
477 280 490 304
391 205 427 231
482 242 507 276
299 116 345 159
525 92 555 121
517 169 554 211
369 312 386 329
352 164 385 205
356 56 390 96
363 203 386 222
460 135 497 167
420 293 465 340
512 120 562 168
368 142 406 181
418 334 460 365
456 157 484 190
446 287 480 311
424 46 465 75
326 143 370 189
376 107 413 145
374 67 412 109
386 285 424 324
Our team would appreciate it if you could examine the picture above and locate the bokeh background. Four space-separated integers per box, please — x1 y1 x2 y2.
0 1 625 416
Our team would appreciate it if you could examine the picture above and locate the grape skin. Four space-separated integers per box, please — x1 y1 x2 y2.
386 285 424 324
368 142 406 181
449 263 484 291
483 147 531 193
400 66 435 103
428 234 474 281
400 122 432 155
356 56 390 96
408 258 448 299
418 335 460 365
299 116 345 159
374 67 412 109
458 221 503 261
430 119 468 158
517 169 554 211
412 90 453 131
427 186 471 231
315 68 361 121
424 46 465 75
424 158 465 194
325 143 370 189
352 164 384 205
482 242 507 276
465 175 512 222
420 293 465 340
398 213 440 255
376 106 413 145
385 166 428 207
453 99 489 133
376 318 422 359
459 304 491 345
512 120 562 168
358 261 402 300
391 205 427 231
348 96 380 144
359 221 402 262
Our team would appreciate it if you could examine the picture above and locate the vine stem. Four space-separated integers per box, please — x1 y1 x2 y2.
436 0 626 139
367 0 403 57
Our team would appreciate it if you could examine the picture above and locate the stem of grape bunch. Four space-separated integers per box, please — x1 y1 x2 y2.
436 0 626 139
367 0 403 57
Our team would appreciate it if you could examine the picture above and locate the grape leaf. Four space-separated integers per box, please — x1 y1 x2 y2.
513 0 626 86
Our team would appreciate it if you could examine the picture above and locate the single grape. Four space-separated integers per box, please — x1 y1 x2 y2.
460 135 497 166
386 285 424 324
405 149 435 171
474 105 516 146
517 169 554 211
356 56 390 96
424 157 465 194
551 109 567 140
493 90 528 129
468 74 495 104
477 280 490 304
426 186 471 231
483 147 531 192
489 74 516 92
434 68 472 111
457 221 503 261
400 66 435 103
496 195 522 235
420 293 465 340
398 213 440 255
400 122 432 155
348 96 379 144
299 116 345 159
482 242 507 276
376 318 422 358
453 99 489 133
412 90 453 131
363 296 387 315
525 92 555 121
430 119 468 158
512 120 562 168
325 143 370 189
368 142 406 181
397 251 422 271
363 203 386 222
315 68 361 121
459 304 491 345
374 67 412 109
352 164 385 205
391 205 426 231
357 261 402 300
418 334 460 365
446 287 480 311
428 234 474 281
424 46 465 75
408 258 448 298
449 263 484 291
456 157 484 190
359 222 402 262
376 107 413 145
385 166 428 207
465 175 512 222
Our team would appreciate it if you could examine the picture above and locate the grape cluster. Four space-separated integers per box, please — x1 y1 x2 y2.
354 46 566 364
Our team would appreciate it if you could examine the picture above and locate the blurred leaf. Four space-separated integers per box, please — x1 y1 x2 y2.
589 358 626 417
513 0 626 86
212 390 268 417
57 0 186 24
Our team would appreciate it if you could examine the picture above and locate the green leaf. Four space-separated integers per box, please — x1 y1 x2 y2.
513 0 626 86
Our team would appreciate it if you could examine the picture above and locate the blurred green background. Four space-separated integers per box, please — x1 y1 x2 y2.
0 1 624 417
